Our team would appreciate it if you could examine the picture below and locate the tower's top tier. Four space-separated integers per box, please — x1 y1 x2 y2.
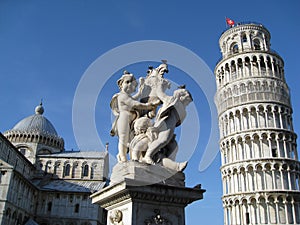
219 22 271 58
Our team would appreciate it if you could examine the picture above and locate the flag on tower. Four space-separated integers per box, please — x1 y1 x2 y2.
226 17 235 27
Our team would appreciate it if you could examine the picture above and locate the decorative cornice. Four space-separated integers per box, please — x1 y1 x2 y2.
220 157 300 171
4 130 64 150
219 24 270 43
222 190 300 204
91 179 205 208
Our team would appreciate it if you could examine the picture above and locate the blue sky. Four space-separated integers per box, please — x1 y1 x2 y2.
0 1 299 224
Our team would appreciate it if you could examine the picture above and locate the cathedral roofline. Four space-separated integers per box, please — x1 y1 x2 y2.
31 179 106 193
38 151 108 159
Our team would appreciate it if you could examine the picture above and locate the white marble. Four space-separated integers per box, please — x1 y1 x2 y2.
110 62 191 171
215 23 300 225
91 179 205 225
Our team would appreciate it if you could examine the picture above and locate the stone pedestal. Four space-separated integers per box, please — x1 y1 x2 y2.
110 161 186 187
91 162 205 225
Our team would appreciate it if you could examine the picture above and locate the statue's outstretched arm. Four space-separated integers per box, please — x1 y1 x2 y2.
119 94 154 110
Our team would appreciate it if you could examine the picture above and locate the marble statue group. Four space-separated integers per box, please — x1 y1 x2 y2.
110 60 192 172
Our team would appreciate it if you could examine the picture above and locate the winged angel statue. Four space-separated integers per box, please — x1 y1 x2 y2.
110 61 192 172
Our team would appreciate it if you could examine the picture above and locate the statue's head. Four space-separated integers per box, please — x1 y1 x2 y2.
134 117 152 135
117 71 137 94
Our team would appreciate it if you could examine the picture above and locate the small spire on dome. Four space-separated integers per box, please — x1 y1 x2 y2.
35 100 44 115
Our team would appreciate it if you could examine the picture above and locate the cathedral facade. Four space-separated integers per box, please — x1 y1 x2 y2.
215 22 300 224
0 103 109 225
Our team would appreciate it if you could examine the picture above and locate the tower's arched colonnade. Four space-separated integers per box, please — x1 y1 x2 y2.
215 22 300 225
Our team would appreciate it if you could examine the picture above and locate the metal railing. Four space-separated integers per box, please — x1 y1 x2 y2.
221 21 265 35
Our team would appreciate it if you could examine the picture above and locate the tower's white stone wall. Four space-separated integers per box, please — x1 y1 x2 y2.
215 23 300 225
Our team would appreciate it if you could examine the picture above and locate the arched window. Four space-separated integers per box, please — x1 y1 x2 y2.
278 196 286 223
6 208 11 217
12 211 17 220
83 164 89 177
75 204 80 213
242 34 247 42
232 44 239 53
64 164 71 177
260 56 266 69
259 198 268 224
240 83 246 93
54 165 58 175
286 197 294 223
47 202 52 212
90 166 94 179
253 39 261 50
268 197 277 223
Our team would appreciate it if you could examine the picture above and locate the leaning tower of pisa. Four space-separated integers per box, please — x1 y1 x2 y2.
215 22 300 225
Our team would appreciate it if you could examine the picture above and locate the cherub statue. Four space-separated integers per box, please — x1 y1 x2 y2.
109 209 124 225
110 71 159 162
142 87 193 168
129 117 156 161
129 114 187 172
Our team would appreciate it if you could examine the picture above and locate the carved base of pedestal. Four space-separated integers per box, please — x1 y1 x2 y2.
91 178 205 225
110 161 185 187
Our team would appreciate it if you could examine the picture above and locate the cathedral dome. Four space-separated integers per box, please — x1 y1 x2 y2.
12 103 58 136
4 103 64 157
